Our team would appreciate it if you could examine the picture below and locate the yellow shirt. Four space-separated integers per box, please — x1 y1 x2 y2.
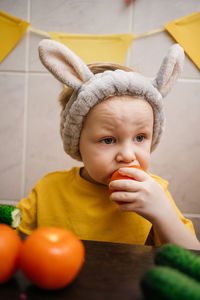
17 167 195 245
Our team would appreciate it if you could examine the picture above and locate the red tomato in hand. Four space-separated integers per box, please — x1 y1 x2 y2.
0 224 22 283
19 227 85 290
109 166 145 205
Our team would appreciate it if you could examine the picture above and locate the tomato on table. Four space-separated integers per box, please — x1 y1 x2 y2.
0 224 22 284
19 227 85 290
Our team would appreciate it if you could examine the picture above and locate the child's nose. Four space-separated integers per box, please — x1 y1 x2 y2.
116 143 136 163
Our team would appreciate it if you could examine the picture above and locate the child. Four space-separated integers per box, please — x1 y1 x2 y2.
17 40 200 249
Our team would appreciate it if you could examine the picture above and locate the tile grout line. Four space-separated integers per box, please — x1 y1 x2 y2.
125 2 134 66
145 77 200 83
0 70 49 75
20 0 31 200
184 213 200 218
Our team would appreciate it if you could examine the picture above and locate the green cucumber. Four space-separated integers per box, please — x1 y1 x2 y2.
0 205 22 229
141 266 200 300
155 243 200 282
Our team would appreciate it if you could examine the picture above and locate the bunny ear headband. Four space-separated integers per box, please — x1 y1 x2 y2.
38 39 184 161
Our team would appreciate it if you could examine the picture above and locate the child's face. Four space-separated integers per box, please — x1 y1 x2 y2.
79 95 154 185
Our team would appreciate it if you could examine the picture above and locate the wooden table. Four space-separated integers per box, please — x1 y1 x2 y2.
0 239 158 300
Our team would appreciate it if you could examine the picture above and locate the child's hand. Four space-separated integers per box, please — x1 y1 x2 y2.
109 167 200 250
109 167 176 224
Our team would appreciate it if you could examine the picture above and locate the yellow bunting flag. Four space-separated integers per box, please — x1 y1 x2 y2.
50 32 134 64
0 10 29 63
165 11 200 70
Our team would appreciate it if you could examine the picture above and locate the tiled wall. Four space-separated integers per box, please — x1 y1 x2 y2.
0 0 200 238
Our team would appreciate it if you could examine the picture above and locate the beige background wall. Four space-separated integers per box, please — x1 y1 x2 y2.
0 0 200 237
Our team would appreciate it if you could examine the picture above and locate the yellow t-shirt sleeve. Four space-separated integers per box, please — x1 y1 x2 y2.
16 187 37 235
164 188 196 235
151 175 196 246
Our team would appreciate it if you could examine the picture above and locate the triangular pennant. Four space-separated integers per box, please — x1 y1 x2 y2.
165 11 200 70
50 32 134 64
0 10 29 63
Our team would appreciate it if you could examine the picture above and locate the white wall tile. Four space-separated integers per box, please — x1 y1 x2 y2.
29 0 132 72
0 34 28 72
150 80 200 213
30 0 131 33
132 0 200 35
129 31 200 79
131 0 200 78
189 217 200 240
129 32 173 76
29 33 43 72
0 0 29 19
24 74 83 196
0 73 25 200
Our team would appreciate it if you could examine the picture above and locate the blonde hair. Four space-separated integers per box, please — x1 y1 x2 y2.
58 62 133 110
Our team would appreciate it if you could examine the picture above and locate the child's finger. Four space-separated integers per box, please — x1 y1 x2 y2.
109 179 140 192
118 167 148 182
110 191 139 202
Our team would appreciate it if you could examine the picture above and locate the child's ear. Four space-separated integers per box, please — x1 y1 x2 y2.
153 44 185 97
38 39 93 90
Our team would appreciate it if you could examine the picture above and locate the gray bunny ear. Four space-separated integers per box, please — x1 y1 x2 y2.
38 39 94 90
153 44 185 97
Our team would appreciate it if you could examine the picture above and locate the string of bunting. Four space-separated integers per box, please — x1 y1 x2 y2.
0 9 199 69
28 25 166 39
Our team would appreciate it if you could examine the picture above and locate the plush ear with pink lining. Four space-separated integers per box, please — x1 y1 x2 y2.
38 39 94 90
153 44 185 97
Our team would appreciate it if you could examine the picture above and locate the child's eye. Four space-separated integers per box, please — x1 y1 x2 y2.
101 137 115 144
135 135 145 142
